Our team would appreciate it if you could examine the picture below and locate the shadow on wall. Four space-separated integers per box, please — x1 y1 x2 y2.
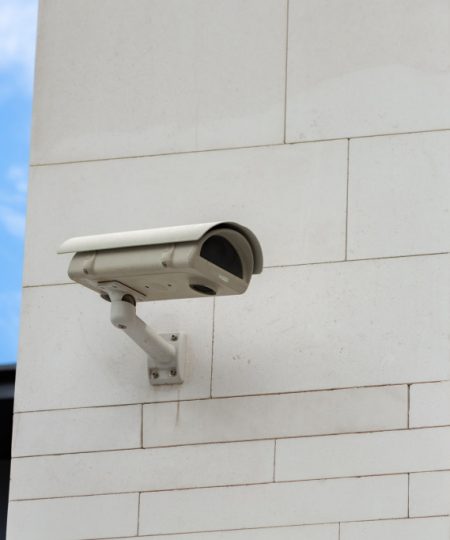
0 366 15 540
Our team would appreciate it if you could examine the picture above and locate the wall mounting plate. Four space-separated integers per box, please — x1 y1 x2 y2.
148 333 185 385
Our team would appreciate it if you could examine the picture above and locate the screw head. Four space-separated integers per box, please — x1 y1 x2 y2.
170 334 178 341
169 369 177 377
151 370 159 379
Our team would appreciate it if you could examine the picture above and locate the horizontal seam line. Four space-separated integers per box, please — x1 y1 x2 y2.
11 426 450 459
22 251 450 289
10 472 412 501
14 380 450 414
30 141 287 167
10 469 448 501
29 127 450 167
17 470 450 502
80 516 449 540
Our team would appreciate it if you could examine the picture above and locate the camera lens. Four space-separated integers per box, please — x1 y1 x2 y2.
200 235 243 278
190 284 216 296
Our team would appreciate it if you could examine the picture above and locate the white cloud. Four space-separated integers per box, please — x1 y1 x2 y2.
0 163 28 237
0 205 26 237
0 289 22 362
7 164 28 193
0 0 38 92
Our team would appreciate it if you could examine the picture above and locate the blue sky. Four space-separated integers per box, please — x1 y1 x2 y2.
0 0 37 365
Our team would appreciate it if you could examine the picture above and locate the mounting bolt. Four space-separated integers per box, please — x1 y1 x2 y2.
151 370 159 380
170 369 177 377
170 334 178 341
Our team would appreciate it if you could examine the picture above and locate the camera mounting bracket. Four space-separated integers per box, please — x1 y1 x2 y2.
103 283 185 385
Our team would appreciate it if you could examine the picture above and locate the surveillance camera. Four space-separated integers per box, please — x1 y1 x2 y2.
58 222 263 302
58 222 263 386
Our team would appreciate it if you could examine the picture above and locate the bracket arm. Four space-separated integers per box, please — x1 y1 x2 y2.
108 291 184 385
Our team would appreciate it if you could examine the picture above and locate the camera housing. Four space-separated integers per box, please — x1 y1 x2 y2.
58 222 263 386
59 222 263 302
